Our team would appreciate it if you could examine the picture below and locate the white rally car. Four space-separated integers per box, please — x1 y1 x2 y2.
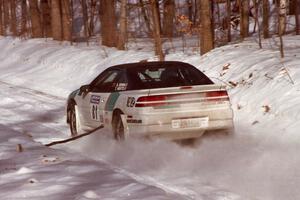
66 61 233 140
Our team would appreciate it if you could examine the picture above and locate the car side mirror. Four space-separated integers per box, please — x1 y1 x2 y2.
79 85 90 96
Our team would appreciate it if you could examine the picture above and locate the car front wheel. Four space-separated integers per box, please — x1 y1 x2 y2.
69 104 82 137
113 113 125 141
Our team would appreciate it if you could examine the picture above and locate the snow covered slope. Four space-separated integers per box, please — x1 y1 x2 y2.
0 35 300 200
0 81 186 200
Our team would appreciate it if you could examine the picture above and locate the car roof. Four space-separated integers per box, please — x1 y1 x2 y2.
109 61 194 70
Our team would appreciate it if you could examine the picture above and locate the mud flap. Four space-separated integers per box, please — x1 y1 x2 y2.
120 114 129 138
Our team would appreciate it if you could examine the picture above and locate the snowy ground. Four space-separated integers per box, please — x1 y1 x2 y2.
0 35 300 200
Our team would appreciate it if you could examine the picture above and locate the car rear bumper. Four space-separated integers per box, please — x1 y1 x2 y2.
126 118 233 140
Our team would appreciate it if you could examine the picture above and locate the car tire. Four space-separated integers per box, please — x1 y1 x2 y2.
69 104 82 137
177 138 197 147
113 113 125 141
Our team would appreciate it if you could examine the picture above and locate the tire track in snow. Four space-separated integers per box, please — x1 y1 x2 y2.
0 81 69 143
0 80 195 199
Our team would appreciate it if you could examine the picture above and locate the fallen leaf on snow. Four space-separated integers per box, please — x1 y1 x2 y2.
264 73 273 80
237 104 242 110
249 73 253 79
220 63 231 76
223 63 231 70
228 81 238 87
41 155 60 164
28 178 38 184
279 68 287 75
16 144 23 152
262 105 271 113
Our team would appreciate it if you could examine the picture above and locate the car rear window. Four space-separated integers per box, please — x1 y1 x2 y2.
127 64 213 90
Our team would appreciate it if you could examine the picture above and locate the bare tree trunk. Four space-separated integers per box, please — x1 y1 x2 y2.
262 0 270 38
162 0 175 37
21 0 27 37
3 0 9 35
289 0 295 15
200 0 214 55
211 1 215 44
61 0 71 41
254 0 262 48
10 0 17 36
151 0 164 60
29 0 43 38
278 0 286 58
193 0 199 26
70 0 74 44
187 0 193 22
0 0 3 35
41 0 52 38
226 0 231 42
295 0 299 34
51 0 63 40
99 0 118 47
140 0 152 35
278 0 286 35
117 0 127 50
89 0 97 36
240 0 249 39
155 1 161 33
81 0 89 44
216 2 222 29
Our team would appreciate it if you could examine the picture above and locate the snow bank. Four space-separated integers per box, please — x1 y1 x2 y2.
1 36 299 137
0 37 152 97
0 121 182 200
1 35 300 200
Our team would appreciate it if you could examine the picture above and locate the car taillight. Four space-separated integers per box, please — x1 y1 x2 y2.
135 95 167 107
206 91 229 101
180 86 193 90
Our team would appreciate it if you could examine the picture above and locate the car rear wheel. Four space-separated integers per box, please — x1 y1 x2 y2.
69 104 82 137
176 138 197 147
113 113 125 141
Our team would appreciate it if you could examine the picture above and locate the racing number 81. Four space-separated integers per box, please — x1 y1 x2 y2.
91 104 98 120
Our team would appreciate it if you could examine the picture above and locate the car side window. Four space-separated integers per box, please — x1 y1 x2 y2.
91 69 127 93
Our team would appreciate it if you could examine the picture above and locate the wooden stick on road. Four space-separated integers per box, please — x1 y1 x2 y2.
45 126 103 147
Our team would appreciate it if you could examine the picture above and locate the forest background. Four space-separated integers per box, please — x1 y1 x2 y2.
0 0 299 60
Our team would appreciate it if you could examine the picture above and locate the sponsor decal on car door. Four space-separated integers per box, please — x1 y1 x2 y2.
90 95 102 122
89 92 112 126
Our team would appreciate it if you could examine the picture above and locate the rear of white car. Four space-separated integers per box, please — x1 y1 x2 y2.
123 85 233 140
67 61 234 140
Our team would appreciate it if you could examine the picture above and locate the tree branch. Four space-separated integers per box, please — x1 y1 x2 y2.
45 126 103 147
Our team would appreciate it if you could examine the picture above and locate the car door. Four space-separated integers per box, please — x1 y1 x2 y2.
79 68 125 129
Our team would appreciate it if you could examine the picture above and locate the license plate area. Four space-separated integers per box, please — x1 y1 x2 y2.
172 117 209 129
